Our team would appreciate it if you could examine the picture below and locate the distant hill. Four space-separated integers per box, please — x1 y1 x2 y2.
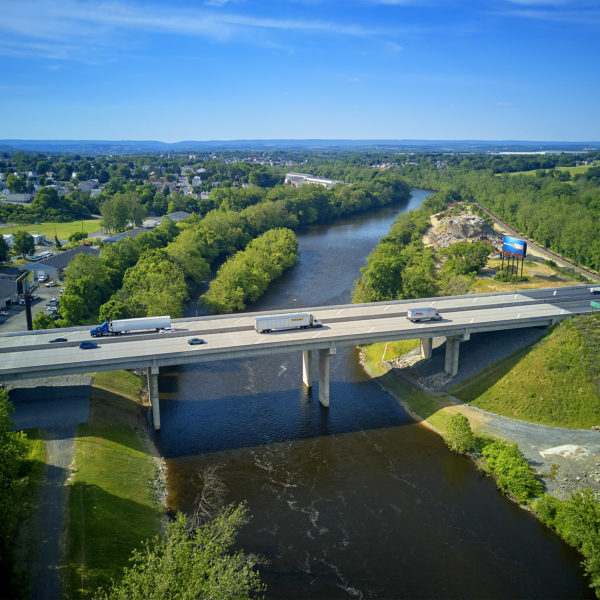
1 139 599 155
451 315 600 429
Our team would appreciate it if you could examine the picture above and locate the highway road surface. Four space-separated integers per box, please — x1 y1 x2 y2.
0 285 597 382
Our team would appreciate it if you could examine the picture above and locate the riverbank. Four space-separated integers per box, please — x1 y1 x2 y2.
65 371 165 599
359 346 600 502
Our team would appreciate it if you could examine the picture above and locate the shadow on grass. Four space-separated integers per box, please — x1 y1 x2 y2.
67 481 160 600
448 342 541 402
74 387 150 455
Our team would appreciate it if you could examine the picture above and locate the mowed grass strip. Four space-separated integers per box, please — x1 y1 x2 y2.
90 370 147 402
67 374 161 599
451 315 600 429
0 219 101 239
360 340 456 433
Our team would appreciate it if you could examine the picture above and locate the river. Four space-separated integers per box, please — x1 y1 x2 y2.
158 190 592 599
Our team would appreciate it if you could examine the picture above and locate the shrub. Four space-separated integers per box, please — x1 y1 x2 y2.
445 413 475 453
533 490 600 598
479 439 543 504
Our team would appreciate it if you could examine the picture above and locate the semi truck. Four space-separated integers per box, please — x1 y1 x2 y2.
406 307 442 323
255 313 323 333
90 315 171 337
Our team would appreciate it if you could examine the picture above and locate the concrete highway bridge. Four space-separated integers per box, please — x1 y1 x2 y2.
0 285 597 429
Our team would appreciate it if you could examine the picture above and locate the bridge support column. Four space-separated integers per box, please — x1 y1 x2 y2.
420 337 433 360
147 366 160 430
318 346 336 408
444 336 461 377
302 350 313 388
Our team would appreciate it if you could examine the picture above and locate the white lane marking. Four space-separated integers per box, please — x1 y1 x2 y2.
472 298 478 303
553 290 557 296
517 314 520 319
418 324 424 328
312 332 323 338
368 327 375 333
336 309 345 314
233 318 245 324
384 305 393 311
470 318 475 323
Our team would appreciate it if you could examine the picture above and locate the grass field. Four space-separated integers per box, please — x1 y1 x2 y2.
0 219 102 240
361 339 420 365
67 373 161 599
450 315 600 429
500 165 595 178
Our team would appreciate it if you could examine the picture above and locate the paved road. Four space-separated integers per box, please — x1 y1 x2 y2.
31 426 76 600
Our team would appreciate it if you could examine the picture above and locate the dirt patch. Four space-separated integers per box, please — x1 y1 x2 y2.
424 211 503 251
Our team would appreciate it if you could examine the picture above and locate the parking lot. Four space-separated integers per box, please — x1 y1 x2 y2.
0 281 64 333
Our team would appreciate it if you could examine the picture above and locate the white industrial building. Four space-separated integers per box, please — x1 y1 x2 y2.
284 172 345 190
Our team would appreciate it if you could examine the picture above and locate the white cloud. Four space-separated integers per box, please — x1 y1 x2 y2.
496 0 600 24
386 41 404 53
0 0 396 61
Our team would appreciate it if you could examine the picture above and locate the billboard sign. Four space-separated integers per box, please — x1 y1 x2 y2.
16 271 35 295
502 236 527 257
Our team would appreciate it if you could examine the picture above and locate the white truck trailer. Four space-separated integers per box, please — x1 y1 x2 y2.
406 307 442 323
255 313 323 333
90 315 171 337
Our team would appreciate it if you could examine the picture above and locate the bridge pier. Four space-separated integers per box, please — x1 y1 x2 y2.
147 365 161 430
444 333 469 377
420 337 433 360
318 346 336 408
302 350 313 388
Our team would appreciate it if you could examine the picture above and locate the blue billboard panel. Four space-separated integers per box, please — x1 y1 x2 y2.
502 236 527 257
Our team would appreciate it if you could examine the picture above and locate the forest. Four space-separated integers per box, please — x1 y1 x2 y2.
31 171 411 328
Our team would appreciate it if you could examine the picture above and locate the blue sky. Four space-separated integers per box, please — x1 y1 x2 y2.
0 0 598 142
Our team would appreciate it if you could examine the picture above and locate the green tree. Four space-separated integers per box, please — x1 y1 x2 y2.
68 231 88 244
12 230 35 256
93 505 263 600
439 241 493 276
121 249 188 317
6 174 27 193
534 490 600 597
445 413 475 453
33 312 56 330
98 298 133 322
60 254 112 324
0 387 28 581
101 194 129 233
0 235 8 263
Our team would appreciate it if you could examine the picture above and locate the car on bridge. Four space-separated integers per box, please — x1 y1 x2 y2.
50 337 68 343
187 337 206 345
79 341 98 349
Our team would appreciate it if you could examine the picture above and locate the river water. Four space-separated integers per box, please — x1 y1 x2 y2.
158 190 591 599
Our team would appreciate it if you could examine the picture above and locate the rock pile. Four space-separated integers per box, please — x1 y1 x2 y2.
428 213 503 251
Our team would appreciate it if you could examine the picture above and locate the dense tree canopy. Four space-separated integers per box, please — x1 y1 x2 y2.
12 230 35 256
93 506 263 600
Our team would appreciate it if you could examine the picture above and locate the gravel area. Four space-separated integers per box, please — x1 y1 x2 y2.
456 404 600 501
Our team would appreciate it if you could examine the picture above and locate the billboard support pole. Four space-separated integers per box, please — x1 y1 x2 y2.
25 294 33 331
